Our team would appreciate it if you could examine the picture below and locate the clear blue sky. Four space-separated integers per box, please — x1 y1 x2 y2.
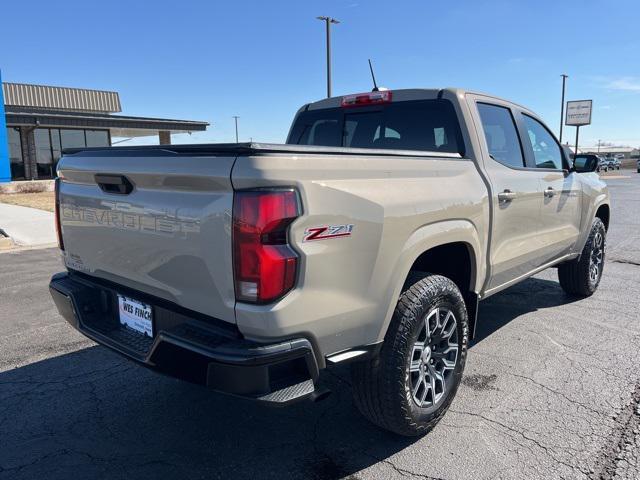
2 0 639 147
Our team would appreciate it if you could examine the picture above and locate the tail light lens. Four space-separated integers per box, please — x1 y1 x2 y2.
54 177 64 251
233 189 300 303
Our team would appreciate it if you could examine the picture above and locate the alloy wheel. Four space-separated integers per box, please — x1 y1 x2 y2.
590 231 604 284
408 307 459 409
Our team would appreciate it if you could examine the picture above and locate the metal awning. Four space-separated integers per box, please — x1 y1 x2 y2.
5 107 209 137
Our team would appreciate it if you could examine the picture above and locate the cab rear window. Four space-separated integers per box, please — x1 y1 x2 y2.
287 99 463 154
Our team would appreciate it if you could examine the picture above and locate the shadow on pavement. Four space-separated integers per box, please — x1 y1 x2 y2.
473 275 581 345
0 276 578 480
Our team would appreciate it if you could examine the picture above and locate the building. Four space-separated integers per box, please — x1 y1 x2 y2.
0 72 209 183
580 146 639 159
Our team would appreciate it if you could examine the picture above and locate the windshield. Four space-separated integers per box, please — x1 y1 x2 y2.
287 99 463 154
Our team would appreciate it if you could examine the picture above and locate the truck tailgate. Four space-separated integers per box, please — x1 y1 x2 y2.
57 151 237 324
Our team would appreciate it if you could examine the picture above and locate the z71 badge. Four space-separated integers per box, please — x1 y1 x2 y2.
303 224 354 242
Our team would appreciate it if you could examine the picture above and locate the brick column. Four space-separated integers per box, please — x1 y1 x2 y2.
20 127 37 180
159 131 171 145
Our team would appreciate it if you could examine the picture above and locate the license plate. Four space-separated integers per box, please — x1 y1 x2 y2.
118 295 153 337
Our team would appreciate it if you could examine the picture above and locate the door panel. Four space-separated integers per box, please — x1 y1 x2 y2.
519 114 581 262
488 166 543 288
471 99 549 290
537 172 581 261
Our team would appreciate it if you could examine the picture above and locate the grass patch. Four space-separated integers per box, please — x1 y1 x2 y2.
0 192 55 212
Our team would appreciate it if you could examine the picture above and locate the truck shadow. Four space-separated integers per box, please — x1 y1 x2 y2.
473 274 581 345
0 276 578 480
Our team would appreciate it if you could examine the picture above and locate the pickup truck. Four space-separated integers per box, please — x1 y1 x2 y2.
49 88 610 436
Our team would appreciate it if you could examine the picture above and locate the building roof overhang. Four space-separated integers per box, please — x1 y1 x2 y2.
5 107 209 137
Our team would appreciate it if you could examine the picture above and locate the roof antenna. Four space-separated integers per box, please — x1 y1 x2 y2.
368 59 379 92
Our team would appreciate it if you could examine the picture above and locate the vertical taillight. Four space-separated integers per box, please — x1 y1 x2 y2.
233 189 300 304
54 177 64 251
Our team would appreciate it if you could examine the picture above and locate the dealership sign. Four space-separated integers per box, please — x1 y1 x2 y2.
565 100 593 126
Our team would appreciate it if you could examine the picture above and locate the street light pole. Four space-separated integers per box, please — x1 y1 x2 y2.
317 16 340 98
232 116 239 143
559 74 568 143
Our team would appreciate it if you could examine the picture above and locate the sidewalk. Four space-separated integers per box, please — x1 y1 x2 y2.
0 202 56 246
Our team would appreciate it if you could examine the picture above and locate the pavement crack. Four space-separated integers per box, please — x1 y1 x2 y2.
590 383 640 479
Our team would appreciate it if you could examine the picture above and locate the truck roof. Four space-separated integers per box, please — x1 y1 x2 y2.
304 87 533 115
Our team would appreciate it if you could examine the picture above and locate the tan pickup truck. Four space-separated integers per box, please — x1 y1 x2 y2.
49 88 609 436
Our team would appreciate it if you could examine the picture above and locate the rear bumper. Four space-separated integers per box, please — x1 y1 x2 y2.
49 271 320 405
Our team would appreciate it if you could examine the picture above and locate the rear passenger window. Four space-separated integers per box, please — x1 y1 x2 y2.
477 103 525 168
522 115 564 170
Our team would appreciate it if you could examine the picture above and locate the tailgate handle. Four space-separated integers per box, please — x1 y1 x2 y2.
95 174 134 195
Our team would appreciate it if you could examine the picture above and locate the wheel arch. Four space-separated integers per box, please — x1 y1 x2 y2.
595 203 610 231
378 220 483 343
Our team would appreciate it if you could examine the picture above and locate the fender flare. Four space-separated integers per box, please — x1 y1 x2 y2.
375 219 483 343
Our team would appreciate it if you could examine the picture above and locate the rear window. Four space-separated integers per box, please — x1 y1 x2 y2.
287 99 463 154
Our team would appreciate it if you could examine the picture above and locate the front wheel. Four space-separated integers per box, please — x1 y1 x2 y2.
558 217 606 296
351 274 468 436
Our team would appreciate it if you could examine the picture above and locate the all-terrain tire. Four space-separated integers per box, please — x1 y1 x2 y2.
351 274 468 436
558 217 606 296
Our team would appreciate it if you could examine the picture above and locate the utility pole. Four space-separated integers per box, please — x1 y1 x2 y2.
559 74 568 143
317 16 340 98
597 139 602 153
232 116 239 143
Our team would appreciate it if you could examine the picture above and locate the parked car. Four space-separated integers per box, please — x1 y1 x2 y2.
597 156 609 172
610 157 621 170
603 157 618 170
637 158 640 173
49 88 610 436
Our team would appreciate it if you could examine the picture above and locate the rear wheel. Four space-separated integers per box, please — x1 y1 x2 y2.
558 217 606 296
351 274 468 436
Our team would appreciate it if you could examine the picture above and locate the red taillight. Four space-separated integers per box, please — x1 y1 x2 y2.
233 189 300 303
54 177 64 251
341 90 392 108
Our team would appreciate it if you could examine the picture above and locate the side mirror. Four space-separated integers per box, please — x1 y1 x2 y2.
573 156 598 173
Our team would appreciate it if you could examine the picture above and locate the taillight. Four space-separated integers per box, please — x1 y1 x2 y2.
54 177 64 251
341 90 392 108
233 189 300 304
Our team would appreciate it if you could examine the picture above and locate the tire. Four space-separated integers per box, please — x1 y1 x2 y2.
558 217 606 296
351 274 468 436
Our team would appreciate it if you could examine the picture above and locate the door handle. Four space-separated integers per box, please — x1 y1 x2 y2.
498 189 517 203
544 187 555 198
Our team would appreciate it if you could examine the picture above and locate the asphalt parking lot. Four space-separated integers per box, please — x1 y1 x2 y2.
1 172 639 480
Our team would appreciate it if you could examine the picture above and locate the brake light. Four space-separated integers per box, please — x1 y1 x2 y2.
54 177 64 251
341 90 392 108
233 189 300 303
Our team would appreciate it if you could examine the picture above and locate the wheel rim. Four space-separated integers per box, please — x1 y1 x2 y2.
408 307 459 409
589 231 604 284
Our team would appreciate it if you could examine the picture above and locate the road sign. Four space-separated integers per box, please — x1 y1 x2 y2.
565 100 593 126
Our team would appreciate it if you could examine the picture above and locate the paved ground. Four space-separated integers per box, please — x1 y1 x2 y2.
1 172 639 480
0 202 56 246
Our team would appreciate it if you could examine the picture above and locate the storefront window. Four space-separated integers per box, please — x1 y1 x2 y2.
35 129 55 179
7 127 25 180
86 130 110 147
50 129 62 162
60 129 86 150
11 127 110 180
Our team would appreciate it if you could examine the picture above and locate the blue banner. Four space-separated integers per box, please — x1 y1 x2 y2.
0 69 10 182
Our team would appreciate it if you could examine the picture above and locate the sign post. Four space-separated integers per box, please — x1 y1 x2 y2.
0 69 11 183
565 99 593 155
